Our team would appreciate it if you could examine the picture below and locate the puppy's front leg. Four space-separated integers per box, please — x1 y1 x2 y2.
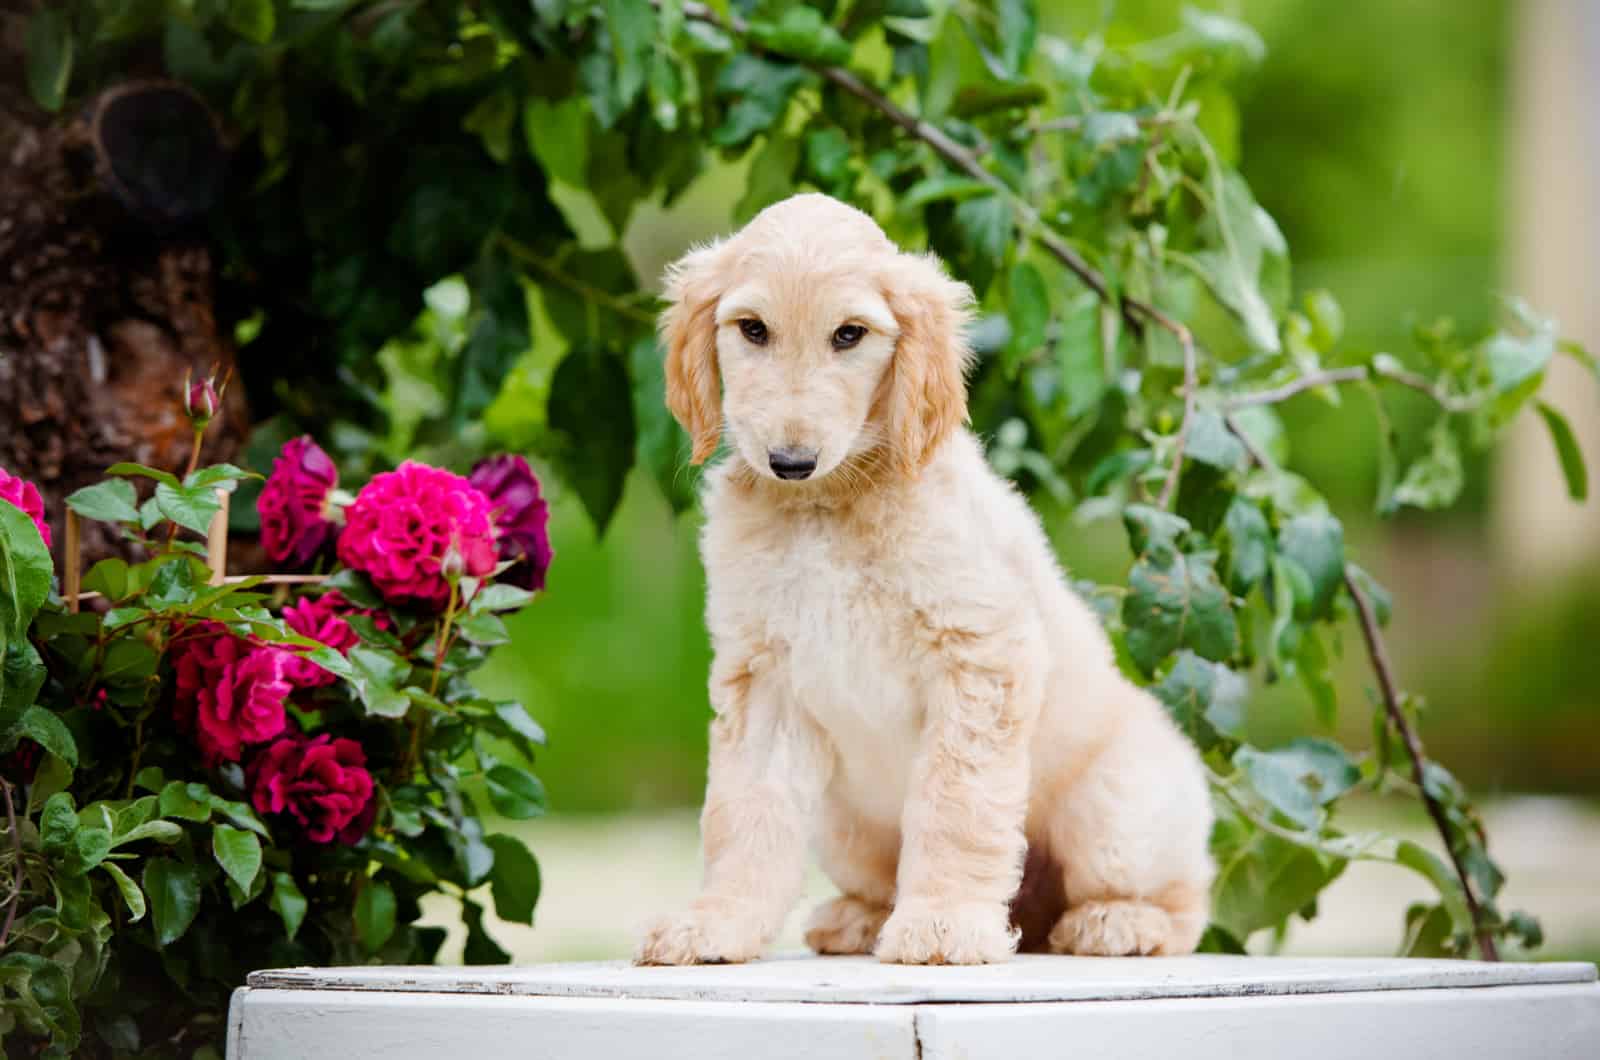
877 634 1036 965
636 649 831 965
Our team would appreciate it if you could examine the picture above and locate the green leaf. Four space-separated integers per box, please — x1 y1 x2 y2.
212 824 263 894
1535 401 1587 502
347 645 412 718
1220 498 1270 595
24 8 73 112
1 639 47 722
1153 651 1246 751
144 858 202 947
1003 262 1049 374
270 873 309 941
0 500 52 645
1192 169 1285 353
734 132 801 224
629 335 696 513
484 764 548 819
184 464 258 491
486 834 541 925
455 253 533 424
605 0 655 110
454 611 511 647
1391 419 1463 511
1235 738 1359 829
154 482 223 536
548 348 637 534
996 0 1037 76
1122 547 1237 676
747 6 852 64
524 97 589 187
225 0 276 43
82 558 130 600
1184 409 1249 472
462 898 512 964
1211 828 1340 940
902 176 993 211
17 706 77 768
66 480 140 524
107 462 181 488
472 584 538 613
100 861 147 922
495 702 547 747
712 56 811 148
1276 513 1344 620
40 792 78 853
159 781 212 822
355 878 398 953
101 639 159 687
112 820 184 847
953 193 1013 270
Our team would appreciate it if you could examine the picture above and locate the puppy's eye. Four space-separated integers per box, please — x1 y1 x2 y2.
737 319 768 346
832 324 866 350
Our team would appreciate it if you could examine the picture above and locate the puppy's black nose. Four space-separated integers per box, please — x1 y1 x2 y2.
768 446 819 481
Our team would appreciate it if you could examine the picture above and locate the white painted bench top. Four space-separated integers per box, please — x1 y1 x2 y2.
229 955 1600 1060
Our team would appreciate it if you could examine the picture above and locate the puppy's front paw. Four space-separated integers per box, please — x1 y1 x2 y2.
635 899 768 966
875 900 1017 965
804 896 891 956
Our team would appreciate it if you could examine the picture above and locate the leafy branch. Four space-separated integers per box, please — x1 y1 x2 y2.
1344 569 1499 960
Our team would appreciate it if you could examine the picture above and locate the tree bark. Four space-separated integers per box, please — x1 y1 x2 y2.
1 11 250 565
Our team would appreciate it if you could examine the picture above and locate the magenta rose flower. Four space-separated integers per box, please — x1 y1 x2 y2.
172 622 292 764
469 454 553 592
259 437 339 566
280 591 388 688
0 465 51 548
249 733 376 844
336 461 497 609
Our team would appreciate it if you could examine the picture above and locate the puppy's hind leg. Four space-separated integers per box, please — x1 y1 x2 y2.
1044 690 1214 957
805 797 899 956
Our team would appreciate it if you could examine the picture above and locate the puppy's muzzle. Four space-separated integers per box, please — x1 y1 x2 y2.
768 446 819 481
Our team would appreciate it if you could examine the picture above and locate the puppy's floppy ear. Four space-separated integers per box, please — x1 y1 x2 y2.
881 252 975 474
660 239 728 464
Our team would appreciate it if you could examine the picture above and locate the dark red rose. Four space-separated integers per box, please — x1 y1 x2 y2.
258 437 339 567
279 591 387 688
249 733 376 844
172 622 291 764
468 454 553 592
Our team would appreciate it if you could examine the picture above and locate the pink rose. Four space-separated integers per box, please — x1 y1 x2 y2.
172 623 291 764
0 465 51 548
279 591 386 688
468 455 553 592
336 461 497 609
259 437 339 566
249 733 376 844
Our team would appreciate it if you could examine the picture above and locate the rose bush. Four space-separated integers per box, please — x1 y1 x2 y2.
0 435 552 1057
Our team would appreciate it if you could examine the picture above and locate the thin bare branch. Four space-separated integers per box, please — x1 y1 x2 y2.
1153 315 1198 510
1344 569 1500 961
0 779 21 951
1226 366 1370 409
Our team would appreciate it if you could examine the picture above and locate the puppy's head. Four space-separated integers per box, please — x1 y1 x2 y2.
660 193 973 484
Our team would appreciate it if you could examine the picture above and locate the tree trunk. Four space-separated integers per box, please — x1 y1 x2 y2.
1 10 250 565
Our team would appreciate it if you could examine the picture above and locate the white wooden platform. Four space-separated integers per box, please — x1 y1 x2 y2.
228 954 1600 1059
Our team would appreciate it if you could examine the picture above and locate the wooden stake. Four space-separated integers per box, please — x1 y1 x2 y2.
64 509 82 613
206 489 229 586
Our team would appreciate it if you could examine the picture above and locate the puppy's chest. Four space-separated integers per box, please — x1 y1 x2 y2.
712 524 924 741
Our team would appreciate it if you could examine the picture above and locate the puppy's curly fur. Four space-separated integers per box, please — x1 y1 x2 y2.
636 194 1213 966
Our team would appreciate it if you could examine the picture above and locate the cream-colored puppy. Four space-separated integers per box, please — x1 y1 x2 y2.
636 193 1213 966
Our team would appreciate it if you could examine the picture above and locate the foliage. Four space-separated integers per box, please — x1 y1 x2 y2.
23 0 1594 985
0 441 546 1056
